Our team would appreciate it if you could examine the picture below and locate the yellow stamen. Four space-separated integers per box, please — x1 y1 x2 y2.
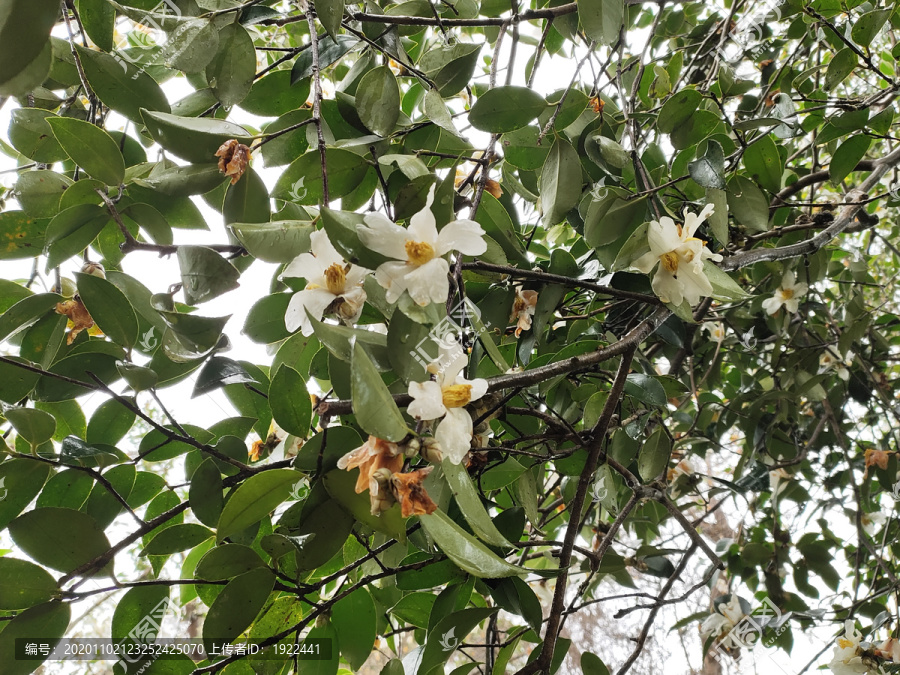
838 638 854 649
442 384 473 408
781 288 794 299
324 263 346 295
660 251 679 273
405 240 436 266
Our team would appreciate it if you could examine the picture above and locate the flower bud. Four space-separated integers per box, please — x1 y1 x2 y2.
81 261 106 279
420 437 443 463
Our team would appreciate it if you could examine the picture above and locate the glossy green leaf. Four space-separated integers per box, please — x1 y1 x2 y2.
44 204 109 270
193 356 255 398
332 589 376 670
0 601 70 675
272 148 371 205
419 509 525 578
743 135 783 193
14 171 71 219
825 48 857 90
141 523 214 556
624 373 667 406
111 585 170 641
0 459 51 531
726 175 769 232
229 220 313 264
540 137 582 226
37 469 94 510
217 469 305 541
637 425 672 482
581 651 611 675
351 342 409 442
190 458 224 528
116 361 159 392
389 592 436 628
704 260 751 300
0 557 59 610
241 70 310 117
206 23 256 108
830 135 872 184
9 507 113 576
323 468 407 542
657 89 702 134
688 139 725 189
163 19 220 73
0 0 58 90
316 0 345 39
47 117 125 187
269 365 312 437
140 109 252 164
223 168 270 225
469 86 546 133
177 246 241 306
0 211 47 260
5 407 56 445
74 44 170 123
290 35 358 83
419 607 498 674
442 459 511 547
356 65 401 136
76 272 139 349
579 0 624 46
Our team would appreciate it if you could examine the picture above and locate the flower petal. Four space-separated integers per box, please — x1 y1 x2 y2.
310 229 345 268
677 264 714 306
436 218 487 256
648 218 682 255
404 257 450 306
761 296 782 315
651 268 683 306
374 261 413 303
408 186 439 245
285 288 337 335
436 408 474 464
358 213 409 260
632 251 658 274
281 252 324 282
408 380 447 420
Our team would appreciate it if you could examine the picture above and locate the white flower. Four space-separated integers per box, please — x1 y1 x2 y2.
700 596 745 647
861 511 886 537
282 230 369 336
633 205 723 306
701 322 725 342
407 339 488 464
357 186 487 306
819 347 852 382
762 271 808 315
828 621 870 675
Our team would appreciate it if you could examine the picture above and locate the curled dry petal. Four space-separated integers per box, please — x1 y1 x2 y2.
55 298 95 345
215 139 252 185
863 448 892 477
337 436 403 494
391 466 438 517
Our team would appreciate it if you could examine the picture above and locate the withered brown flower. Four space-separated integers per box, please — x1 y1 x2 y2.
391 466 438 518
864 448 892 477
337 436 403 494
55 297 95 345
215 139 252 185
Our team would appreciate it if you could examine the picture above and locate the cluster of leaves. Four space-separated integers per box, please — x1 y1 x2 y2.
3 0 900 673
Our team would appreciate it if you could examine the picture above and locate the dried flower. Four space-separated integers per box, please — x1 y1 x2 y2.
337 436 403 495
863 448 892 478
55 297 95 345
215 139 252 185
391 467 438 517
510 288 538 337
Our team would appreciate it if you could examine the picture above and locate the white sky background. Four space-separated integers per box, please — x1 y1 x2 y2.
0 4 867 674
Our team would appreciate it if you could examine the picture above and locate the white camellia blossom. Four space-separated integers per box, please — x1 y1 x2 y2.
633 204 723 306
408 339 488 464
701 322 726 342
357 186 487 306
282 230 369 336
699 596 745 648
819 347 852 382
762 270 809 315
828 620 870 675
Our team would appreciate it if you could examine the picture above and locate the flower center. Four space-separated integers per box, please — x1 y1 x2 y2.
838 638 854 649
660 251 679 273
442 384 473 408
324 263 346 295
781 288 794 299
405 240 436 266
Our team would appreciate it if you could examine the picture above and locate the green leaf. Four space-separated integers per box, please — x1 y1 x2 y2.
419 607 498 674
290 35 358 84
203 567 275 655
14 171 71 219
303 621 340 675
637 425 672 482
241 70 310 117
141 523 214 556
193 356 256 397
688 140 725 189
419 509 525 578
540 137 583 226
390 592 436 628
36 469 92 511
133 163 228 198
581 651 611 675
469 86 547 133
0 0 58 91
190 459 224 528
474 192 530 266
111 585 169 642
308 311 391 369
726 175 769 232
624 373 667 406
9 109 68 163
47 120 124 188
0 601 70 675
579 0 624 45
420 41 481 96
332 589 376 670
852 9 891 46
272 148 372 205
0 459 51 533
217 469 304 541
163 19 220 73
657 89 702 134
5 407 56 445
177 246 241 305
703 260 751 300
825 48 858 90
705 187 729 244
0 211 47 261
230 220 314 263
44 203 108 270
206 22 256 108
0 557 59 610
356 65 401 136
442 459 511 547
223 168 270 225
116 361 159 392
140 110 252 164
743 135 783 193
0 293 58 343
830 135 872 184
9 507 113 576
76 272 139 349
351 342 409 442
0 39 50 97
74 44 170 123
269 365 312 437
